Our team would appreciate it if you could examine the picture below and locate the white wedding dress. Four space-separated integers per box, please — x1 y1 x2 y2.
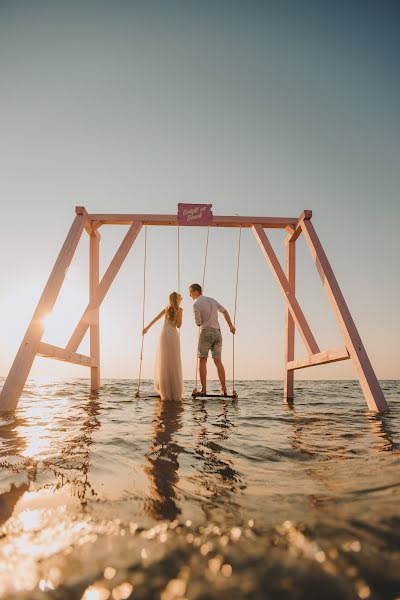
154 316 184 401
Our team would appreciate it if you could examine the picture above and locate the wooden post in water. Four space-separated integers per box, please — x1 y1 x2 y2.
90 231 101 391
284 235 296 402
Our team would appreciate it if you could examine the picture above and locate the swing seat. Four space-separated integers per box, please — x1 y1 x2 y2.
191 389 238 400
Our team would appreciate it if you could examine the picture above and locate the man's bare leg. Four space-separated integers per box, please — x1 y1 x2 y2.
214 358 227 395
199 357 207 394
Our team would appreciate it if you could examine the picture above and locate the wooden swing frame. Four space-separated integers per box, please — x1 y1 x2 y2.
0 207 388 413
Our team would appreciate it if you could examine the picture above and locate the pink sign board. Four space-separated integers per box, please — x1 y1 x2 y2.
177 203 213 226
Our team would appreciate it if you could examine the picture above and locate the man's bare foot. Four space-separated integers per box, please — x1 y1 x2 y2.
221 388 228 397
200 389 207 395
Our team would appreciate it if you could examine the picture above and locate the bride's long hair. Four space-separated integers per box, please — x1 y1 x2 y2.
166 292 181 323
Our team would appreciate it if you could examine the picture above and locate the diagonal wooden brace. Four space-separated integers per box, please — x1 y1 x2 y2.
300 219 387 412
252 224 320 355
66 221 142 353
0 214 86 411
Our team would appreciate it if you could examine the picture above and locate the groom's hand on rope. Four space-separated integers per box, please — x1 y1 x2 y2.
230 325 236 334
142 327 149 335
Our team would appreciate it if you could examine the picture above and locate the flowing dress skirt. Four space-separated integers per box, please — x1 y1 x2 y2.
154 321 184 401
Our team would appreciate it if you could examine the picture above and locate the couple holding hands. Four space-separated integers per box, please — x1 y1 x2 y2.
142 284 236 400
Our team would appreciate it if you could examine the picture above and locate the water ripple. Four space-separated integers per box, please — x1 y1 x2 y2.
0 378 399 599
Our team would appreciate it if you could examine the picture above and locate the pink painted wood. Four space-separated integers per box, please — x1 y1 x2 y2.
0 214 86 411
300 219 388 412
66 222 142 354
90 231 100 391
284 236 296 401
252 224 320 355
0 206 388 414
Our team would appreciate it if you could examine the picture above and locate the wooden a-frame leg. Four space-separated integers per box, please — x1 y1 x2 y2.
301 219 388 413
284 236 295 402
90 232 100 391
0 214 86 411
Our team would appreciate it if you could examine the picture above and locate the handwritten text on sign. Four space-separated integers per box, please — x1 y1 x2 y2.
177 203 213 226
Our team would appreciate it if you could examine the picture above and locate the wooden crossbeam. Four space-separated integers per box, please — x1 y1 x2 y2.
87 213 298 229
287 346 350 371
300 219 388 412
37 342 97 367
252 224 320 355
0 214 86 411
66 221 142 353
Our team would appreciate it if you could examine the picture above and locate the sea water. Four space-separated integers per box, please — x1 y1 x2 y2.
0 378 399 599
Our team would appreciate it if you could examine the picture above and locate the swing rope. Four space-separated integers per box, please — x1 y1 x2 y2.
177 225 181 294
232 227 242 396
177 225 181 339
194 226 210 391
135 225 148 398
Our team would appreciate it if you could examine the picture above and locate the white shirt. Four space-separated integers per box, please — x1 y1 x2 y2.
193 295 226 330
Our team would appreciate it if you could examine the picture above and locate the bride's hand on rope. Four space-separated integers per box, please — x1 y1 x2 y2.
142 326 149 335
230 325 236 334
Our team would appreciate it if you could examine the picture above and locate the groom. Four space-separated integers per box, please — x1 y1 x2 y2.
189 283 236 396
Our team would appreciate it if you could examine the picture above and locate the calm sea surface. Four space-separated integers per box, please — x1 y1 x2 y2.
0 379 399 600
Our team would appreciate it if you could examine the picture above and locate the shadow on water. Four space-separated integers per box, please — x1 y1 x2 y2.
144 399 184 520
190 398 244 519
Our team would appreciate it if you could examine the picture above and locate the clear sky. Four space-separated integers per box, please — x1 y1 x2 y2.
0 0 399 382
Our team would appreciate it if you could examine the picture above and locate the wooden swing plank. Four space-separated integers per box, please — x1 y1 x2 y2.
0 213 86 412
66 222 142 354
87 213 299 229
191 393 238 399
37 342 96 367
286 346 349 371
252 224 320 355
300 219 388 412
136 393 161 399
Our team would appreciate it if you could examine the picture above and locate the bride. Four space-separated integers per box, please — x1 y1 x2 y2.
142 292 184 401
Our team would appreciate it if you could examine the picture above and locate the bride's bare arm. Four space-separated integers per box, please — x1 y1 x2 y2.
142 309 166 334
176 308 183 329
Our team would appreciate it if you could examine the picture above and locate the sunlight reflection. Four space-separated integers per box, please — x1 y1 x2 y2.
18 425 51 459
18 398 71 459
18 509 42 532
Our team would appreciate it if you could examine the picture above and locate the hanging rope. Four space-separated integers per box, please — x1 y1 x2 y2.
177 225 181 294
135 225 148 398
177 225 181 340
232 226 242 397
194 226 210 391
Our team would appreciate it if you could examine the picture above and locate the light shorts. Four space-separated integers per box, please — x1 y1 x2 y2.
198 328 222 359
